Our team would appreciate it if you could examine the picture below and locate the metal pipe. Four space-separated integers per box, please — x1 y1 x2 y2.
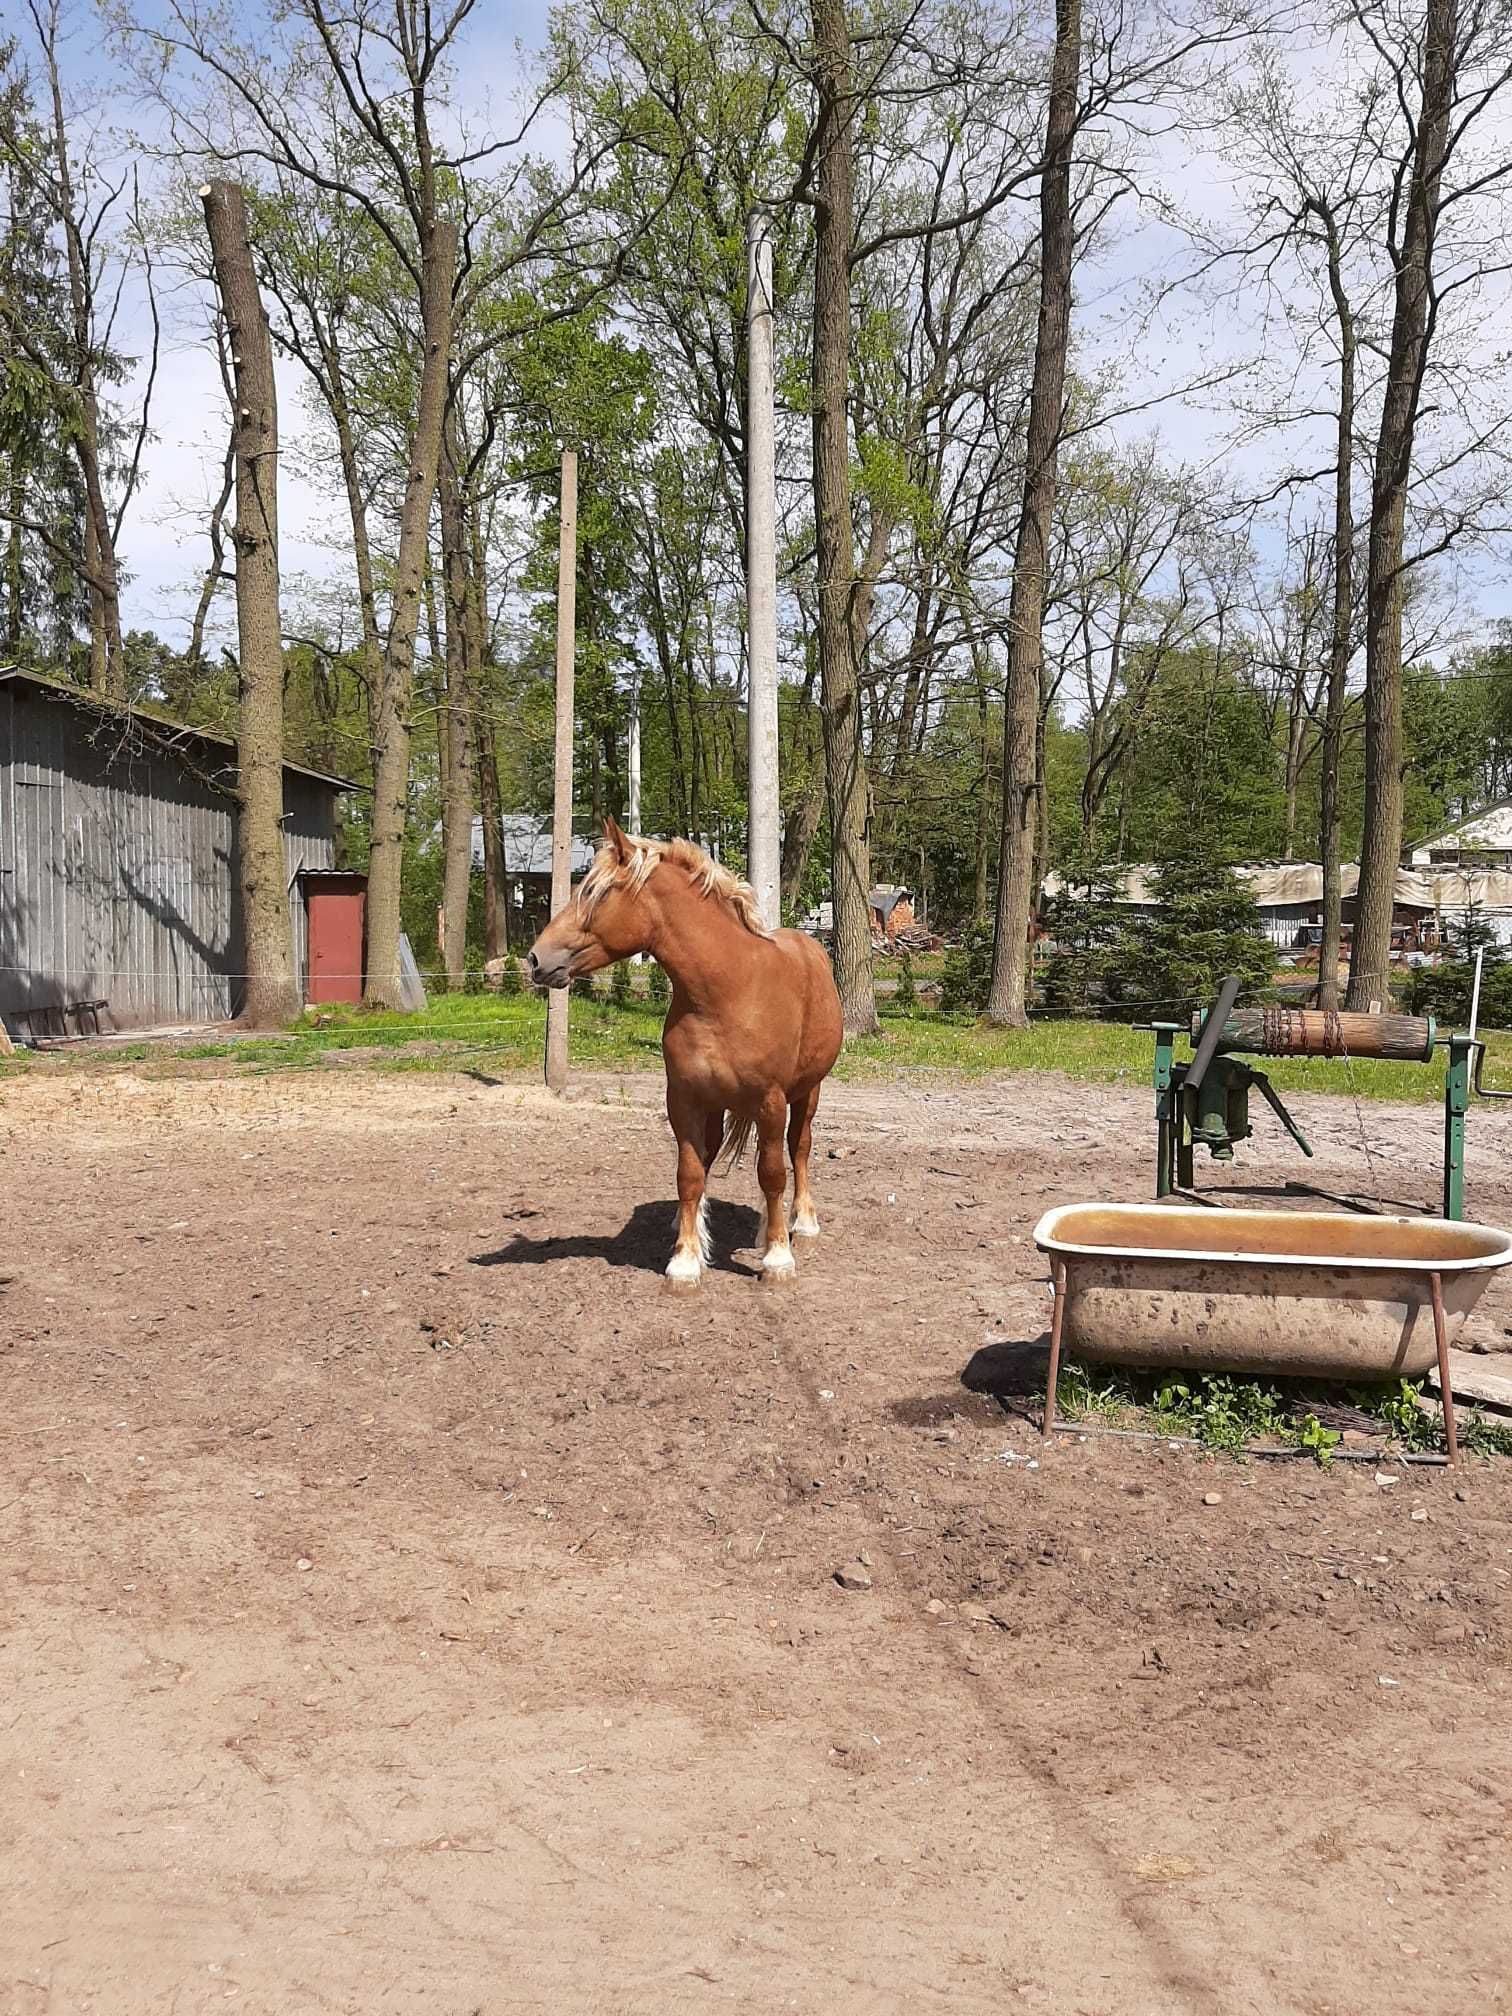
1430 1270 1458 1467
1043 1258 1066 1439
1183 976 1242 1095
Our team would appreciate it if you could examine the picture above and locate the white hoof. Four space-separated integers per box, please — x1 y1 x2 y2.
761 1244 797 1278
791 1207 821 1240
665 1248 704 1286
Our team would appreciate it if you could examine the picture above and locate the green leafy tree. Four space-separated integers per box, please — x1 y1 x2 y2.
1104 855 1274 1021
939 923 994 1016
1039 861 1126 1012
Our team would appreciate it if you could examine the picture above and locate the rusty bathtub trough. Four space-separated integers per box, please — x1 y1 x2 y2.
1032 1203 1512 1462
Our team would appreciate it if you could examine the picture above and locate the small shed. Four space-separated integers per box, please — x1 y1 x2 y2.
870 884 915 940
802 888 917 940
1 667 354 1036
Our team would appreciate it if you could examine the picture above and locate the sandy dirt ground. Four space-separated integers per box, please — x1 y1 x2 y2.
3 1062 1512 2016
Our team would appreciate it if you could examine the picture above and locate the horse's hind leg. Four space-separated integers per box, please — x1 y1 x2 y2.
758 1088 796 1279
787 1084 822 1240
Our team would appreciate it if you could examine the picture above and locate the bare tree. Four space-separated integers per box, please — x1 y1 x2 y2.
1348 0 1460 1008
436 405 475 987
810 0 878 1031
200 178 301 1025
986 0 1080 1027
0 0 158 694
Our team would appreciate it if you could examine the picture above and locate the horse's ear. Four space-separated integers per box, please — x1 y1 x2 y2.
603 814 631 863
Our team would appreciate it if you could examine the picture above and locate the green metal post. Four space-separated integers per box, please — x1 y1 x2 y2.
1444 1035 1472 1221
1152 1023 1178 1199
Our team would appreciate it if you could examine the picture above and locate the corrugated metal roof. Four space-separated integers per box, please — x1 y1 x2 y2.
1039 862 1512 911
1410 799 1512 860
0 667 359 792
469 813 598 875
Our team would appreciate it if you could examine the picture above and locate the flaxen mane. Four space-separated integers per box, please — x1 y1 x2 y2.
576 835 771 938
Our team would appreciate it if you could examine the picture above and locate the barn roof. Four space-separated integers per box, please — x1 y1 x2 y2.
1409 799 1512 858
467 813 598 875
1042 860 1512 914
0 666 359 792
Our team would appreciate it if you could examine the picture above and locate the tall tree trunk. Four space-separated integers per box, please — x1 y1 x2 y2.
364 218 457 1009
1314 198 1362 1016
1282 698 1306 859
323 344 385 745
811 0 878 1033
476 708 507 958
437 416 473 989
468 517 507 959
1033 696 1051 902
780 784 824 916
892 556 934 778
972 644 994 922
987 0 1080 1026
1346 0 1455 1012
200 179 301 1027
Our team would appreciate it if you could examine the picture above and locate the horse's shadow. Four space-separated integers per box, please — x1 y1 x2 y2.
471 1198 764 1278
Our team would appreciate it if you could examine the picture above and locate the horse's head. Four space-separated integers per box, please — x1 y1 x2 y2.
526 817 653 988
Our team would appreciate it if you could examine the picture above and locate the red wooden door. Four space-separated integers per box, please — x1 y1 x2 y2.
305 879 365 1004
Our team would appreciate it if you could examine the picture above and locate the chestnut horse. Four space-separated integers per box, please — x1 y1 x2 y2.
527 818 843 1285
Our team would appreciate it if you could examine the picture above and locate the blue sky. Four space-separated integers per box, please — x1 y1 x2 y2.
38 0 1512 662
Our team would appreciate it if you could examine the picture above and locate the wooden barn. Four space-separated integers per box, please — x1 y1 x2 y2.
0 668 353 1038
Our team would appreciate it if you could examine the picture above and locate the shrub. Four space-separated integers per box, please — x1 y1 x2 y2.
609 959 634 1007
939 922 994 1016
1404 904 1512 1029
893 951 917 1014
1038 865 1125 1013
497 954 523 997
647 960 671 1005
1102 855 1273 1022
572 971 599 1001
1405 959 1512 1030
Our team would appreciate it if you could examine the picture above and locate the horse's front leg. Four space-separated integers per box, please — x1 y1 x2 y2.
666 1094 712 1287
757 1088 795 1280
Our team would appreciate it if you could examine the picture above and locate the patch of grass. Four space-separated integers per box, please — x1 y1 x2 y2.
1052 1363 1489 1463
1348 1377 1437 1452
849 1005 1512 1099
15 991 1512 1101
1463 1412 1512 1458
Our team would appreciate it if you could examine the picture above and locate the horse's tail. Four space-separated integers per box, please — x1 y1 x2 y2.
714 1112 756 1174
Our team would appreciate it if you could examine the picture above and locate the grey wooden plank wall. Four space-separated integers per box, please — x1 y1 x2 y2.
0 686 337 1030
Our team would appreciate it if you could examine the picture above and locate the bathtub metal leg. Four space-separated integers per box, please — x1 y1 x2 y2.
1044 1258 1066 1439
1429 1270 1458 1467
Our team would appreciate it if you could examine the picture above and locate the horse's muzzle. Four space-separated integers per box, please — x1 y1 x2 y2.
526 946 572 990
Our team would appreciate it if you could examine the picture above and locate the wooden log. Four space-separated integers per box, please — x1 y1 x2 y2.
1189 1006 1434 1063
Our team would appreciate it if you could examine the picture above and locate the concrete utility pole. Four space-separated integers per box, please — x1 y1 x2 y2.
627 670 643 963
546 448 577 1092
745 208 781 930
628 671 642 833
